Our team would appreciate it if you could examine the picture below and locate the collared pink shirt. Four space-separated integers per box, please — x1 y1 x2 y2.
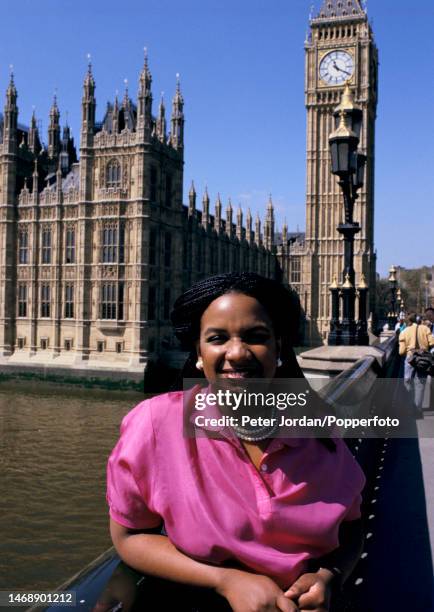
107 389 365 588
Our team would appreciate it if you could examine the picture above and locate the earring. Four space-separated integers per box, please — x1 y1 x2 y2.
196 359 203 370
277 358 283 368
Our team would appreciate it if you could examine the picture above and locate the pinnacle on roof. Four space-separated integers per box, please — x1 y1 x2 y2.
189 180 196 196
171 74 184 121
140 47 152 83
173 73 184 104
202 186 209 203
50 93 59 118
84 53 95 88
314 0 364 20
6 65 17 100
123 78 130 108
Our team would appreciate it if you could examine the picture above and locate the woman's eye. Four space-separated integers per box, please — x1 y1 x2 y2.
206 335 226 344
244 332 270 343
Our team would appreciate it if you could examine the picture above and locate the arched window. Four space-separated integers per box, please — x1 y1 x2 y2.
106 159 121 188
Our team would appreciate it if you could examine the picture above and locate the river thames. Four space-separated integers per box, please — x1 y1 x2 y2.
0 381 146 591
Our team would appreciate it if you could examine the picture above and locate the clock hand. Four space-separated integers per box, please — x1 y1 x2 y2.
333 61 351 76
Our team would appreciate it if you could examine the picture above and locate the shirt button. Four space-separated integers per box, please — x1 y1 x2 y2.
260 464 268 472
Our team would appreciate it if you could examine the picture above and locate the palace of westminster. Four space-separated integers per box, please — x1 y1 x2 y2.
0 0 377 373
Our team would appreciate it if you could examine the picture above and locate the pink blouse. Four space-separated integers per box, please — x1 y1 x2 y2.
107 389 365 588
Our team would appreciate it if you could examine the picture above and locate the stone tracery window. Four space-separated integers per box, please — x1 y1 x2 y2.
41 228 52 264
100 282 124 320
101 224 118 263
18 284 27 317
100 222 125 263
41 284 51 318
106 159 121 188
290 257 301 284
19 229 29 264
65 227 75 264
64 284 74 318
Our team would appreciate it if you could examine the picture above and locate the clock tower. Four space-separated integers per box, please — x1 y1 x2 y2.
300 0 378 344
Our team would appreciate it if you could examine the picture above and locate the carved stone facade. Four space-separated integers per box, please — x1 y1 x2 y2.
298 0 378 344
0 56 284 370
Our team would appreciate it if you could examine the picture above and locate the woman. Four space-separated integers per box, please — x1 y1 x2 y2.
107 273 365 612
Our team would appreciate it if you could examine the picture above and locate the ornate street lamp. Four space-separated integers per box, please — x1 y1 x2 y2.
388 265 398 329
328 84 366 346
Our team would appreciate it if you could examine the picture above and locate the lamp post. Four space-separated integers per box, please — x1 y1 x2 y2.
388 265 398 329
328 83 367 346
328 276 341 345
356 273 369 345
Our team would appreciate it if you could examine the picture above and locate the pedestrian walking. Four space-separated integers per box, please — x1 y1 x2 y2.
394 312 406 333
399 313 434 416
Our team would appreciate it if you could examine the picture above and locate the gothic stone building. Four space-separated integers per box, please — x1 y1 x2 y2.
292 0 378 344
0 56 284 371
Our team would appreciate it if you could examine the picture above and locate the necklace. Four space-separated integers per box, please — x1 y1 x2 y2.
232 405 279 442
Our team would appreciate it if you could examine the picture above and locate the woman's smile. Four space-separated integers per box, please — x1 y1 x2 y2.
218 368 260 379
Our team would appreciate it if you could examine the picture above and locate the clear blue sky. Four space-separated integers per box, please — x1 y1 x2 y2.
1 0 432 277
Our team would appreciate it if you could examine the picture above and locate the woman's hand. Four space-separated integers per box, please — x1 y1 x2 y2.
216 568 299 612
284 569 334 611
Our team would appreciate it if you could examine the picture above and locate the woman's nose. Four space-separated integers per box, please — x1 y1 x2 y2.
225 339 250 361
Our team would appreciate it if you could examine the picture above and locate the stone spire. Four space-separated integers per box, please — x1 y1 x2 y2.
3 67 18 151
264 195 275 249
282 218 288 244
32 158 39 202
112 93 119 134
226 198 233 238
246 208 253 244
202 187 210 227
28 110 41 154
255 214 262 246
188 181 196 216
236 205 243 240
214 193 222 232
5 66 17 108
156 93 166 143
56 157 63 195
48 94 60 158
122 79 130 109
170 73 184 151
81 54 96 145
138 47 153 140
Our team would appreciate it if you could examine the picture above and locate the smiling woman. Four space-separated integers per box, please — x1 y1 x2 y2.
197 293 280 381
106 273 366 612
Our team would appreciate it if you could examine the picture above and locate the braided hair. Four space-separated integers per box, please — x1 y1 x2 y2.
171 272 335 451
171 272 304 380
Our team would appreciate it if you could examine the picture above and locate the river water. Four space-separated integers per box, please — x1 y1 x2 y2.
0 381 147 591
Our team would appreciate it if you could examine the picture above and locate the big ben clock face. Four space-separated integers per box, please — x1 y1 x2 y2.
319 50 354 85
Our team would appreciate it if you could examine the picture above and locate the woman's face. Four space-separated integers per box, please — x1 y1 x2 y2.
196 292 280 383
